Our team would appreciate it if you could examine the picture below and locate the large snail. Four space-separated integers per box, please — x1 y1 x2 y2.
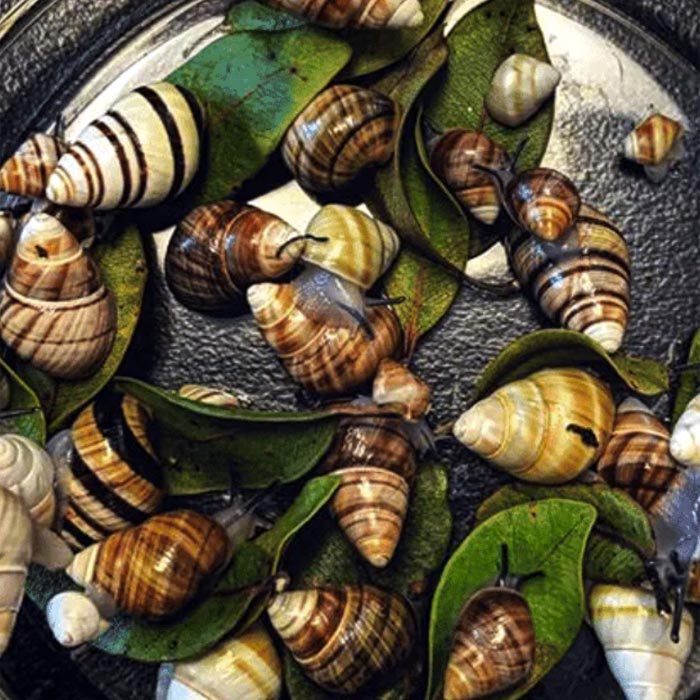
0 133 66 199
0 213 117 379
156 622 282 700
454 367 615 484
46 82 205 210
46 591 111 647
590 585 693 700
623 113 684 183
267 583 415 694
508 204 631 353
670 392 700 468
283 85 399 193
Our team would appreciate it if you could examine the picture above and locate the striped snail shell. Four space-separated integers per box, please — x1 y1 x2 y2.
66 510 229 619
303 205 400 290
590 585 693 700
0 368 10 411
670 392 700 468
25 199 97 249
283 85 399 193
485 54 561 128
178 384 240 409
258 0 423 29
46 591 111 647
596 398 680 513
429 129 509 224
0 211 17 273
0 134 66 199
165 200 302 312
46 82 205 210
623 113 684 183
508 204 630 353
454 367 615 484
157 623 282 700
48 391 164 551
372 358 431 421
267 583 415 694
247 281 401 395
320 414 418 567
0 213 117 379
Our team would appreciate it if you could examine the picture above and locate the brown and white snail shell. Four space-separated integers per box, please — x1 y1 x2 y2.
623 113 684 183
46 591 111 647
454 367 615 484
508 204 630 352
267 583 415 694
372 358 431 421
0 213 117 379
283 85 399 193
485 54 561 128
24 199 97 249
46 82 205 210
669 392 700 468
178 384 241 409
0 134 67 199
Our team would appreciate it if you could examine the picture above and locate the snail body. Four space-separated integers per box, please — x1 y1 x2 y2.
178 384 240 409
372 358 431 421
670 392 700 468
508 204 630 352
46 591 111 647
623 113 684 183
283 85 399 193
0 134 66 199
46 82 204 210
454 367 614 484
267 583 415 694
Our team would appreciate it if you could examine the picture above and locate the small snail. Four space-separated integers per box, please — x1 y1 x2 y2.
0 213 117 379
47 391 164 551
443 546 536 700
485 54 561 128
623 113 684 183
429 129 509 224
267 583 415 694
46 591 111 647
454 367 614 484
258 0 423 28
670 392 700 467
46 82 205 210
508 204 630 352
165 200 303 313
283 85 399 193
590 585 693 700
0 133 66 199
156 622 282 700
178 384 241 409
372 358 431 421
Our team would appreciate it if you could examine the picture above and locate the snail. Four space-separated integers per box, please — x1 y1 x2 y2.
165 200 303 313
623 113 684 183
485 54 561 128
47 391 164 551
46 82 205 210
590 585 693 700
0 133 66 199
669 392 700 468
258 0 423 29
429 129 509 224
371 358 431 422
247 280 401 395
156 622 282 700
443 545 536 700
283 85 399 193
267 583 415 694
508 204 630 353
0 213 117 379
24 199 97 249
46 591 111 647
454 367 615 484
178 384 241 409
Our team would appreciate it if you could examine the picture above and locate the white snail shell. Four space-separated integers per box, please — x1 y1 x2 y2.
46 591 111 647
670 393 700 468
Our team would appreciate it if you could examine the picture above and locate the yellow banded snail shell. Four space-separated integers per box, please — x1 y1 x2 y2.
178 384 241 409
0 133 67 199
267 583 415 694
46 591 111 647
454 367 614 484
46 82 205 210
283 85 399 193
623 113 684 183
0 213 117 379
669 392 700 468
372 358 431 421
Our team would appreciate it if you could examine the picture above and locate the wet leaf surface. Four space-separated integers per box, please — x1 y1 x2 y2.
0 356 45 443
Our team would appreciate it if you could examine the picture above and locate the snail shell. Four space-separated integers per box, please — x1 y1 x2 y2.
178 384 240 409
267 584 415 694
46 591 111 647
66 510 229 619
283 85 399 193
247 281 401 395
25 199 97 249
165 200 302 312
508 204 630 353
670 392 700 468
46 82 205 210
321 415 418 567
596 398 680 513
624 113 684 183
0 434 56 527
0 213 117 379
372 358 431 421
429 129 509 224
485 54 561 128
454 367 614 484
590 584 693 700
0 211 17 274
157 622 282 700
258 0 423 28
0 134 66 199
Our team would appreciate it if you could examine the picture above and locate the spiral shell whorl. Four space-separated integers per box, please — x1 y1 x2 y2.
624 114 683 167
670 393 700 468
372 358 431 420
0 134 66 198
46 591 110 647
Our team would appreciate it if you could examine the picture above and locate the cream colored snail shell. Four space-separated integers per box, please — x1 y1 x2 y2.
46 591 111 647
178 384 241 409
670 393 700 468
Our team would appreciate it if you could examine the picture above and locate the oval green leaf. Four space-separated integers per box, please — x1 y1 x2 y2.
0 357 45 443
226 0 308 32
427 499 596 700
671 328 700 426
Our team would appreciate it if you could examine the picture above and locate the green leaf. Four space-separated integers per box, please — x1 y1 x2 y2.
672 328 700 426
474 329 669 399
0 357 45 443
226 0 308 31
477 483 655 584
168 23 351 204
427 500 597 700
